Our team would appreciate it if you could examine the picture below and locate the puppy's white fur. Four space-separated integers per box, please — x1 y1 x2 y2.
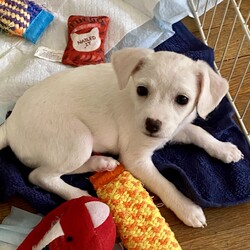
0 48 243 228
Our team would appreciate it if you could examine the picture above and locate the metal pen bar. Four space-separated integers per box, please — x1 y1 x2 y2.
233 59 250 103
207 0 219 40
213 0 231 51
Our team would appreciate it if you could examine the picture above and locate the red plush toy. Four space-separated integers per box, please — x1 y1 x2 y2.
18 196 116 250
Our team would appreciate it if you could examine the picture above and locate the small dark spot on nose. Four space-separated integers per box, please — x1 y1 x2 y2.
145 118 162 133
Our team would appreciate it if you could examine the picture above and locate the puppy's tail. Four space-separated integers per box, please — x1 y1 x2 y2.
0 123 8 150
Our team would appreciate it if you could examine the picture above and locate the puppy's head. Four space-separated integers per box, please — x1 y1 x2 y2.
112 48 228 140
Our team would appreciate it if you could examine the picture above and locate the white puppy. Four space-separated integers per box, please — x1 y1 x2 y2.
0 48 243 228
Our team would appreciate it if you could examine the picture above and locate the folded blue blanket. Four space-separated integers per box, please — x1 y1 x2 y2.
0 22 249 214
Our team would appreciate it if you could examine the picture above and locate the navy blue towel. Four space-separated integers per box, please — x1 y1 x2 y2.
0 22 249 214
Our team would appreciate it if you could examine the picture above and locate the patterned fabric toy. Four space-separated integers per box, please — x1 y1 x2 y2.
90 165 182 250
0 0 54 43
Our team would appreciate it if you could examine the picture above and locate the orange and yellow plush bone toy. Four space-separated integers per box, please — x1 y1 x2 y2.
90 164 181 250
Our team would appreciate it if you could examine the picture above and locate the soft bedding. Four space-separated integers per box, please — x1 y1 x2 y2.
0 20 249 215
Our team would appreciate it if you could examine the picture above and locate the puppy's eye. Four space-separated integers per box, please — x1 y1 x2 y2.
175 95 189 105
137 86 148 97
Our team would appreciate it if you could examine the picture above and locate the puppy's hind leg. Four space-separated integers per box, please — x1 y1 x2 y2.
29 156 120 200
28 119 95 200
29 168 89 200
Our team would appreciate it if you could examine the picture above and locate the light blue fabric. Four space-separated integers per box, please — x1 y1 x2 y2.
0 207 42 247
105 16 174 61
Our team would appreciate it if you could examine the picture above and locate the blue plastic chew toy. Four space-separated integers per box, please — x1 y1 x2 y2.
0 0 54 43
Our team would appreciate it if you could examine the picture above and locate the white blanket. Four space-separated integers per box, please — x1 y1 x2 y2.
0 0 220 124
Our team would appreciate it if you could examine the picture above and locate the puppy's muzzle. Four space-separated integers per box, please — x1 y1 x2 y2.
145 118 162 134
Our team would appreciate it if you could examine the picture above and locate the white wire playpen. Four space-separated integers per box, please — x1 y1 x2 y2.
188 0 250 145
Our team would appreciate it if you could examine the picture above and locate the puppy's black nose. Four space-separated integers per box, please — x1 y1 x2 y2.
145 118 162 133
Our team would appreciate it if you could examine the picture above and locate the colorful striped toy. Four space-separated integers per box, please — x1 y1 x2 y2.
0 0 54 43
90 165 182 250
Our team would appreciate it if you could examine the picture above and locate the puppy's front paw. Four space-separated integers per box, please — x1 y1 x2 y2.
173 200 207 228
214 142 244 163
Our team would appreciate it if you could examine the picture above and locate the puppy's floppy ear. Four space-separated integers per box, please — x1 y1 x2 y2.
196 60 229 119
111 48 154 89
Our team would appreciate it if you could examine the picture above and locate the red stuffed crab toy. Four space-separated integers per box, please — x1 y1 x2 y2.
18 196 116 250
